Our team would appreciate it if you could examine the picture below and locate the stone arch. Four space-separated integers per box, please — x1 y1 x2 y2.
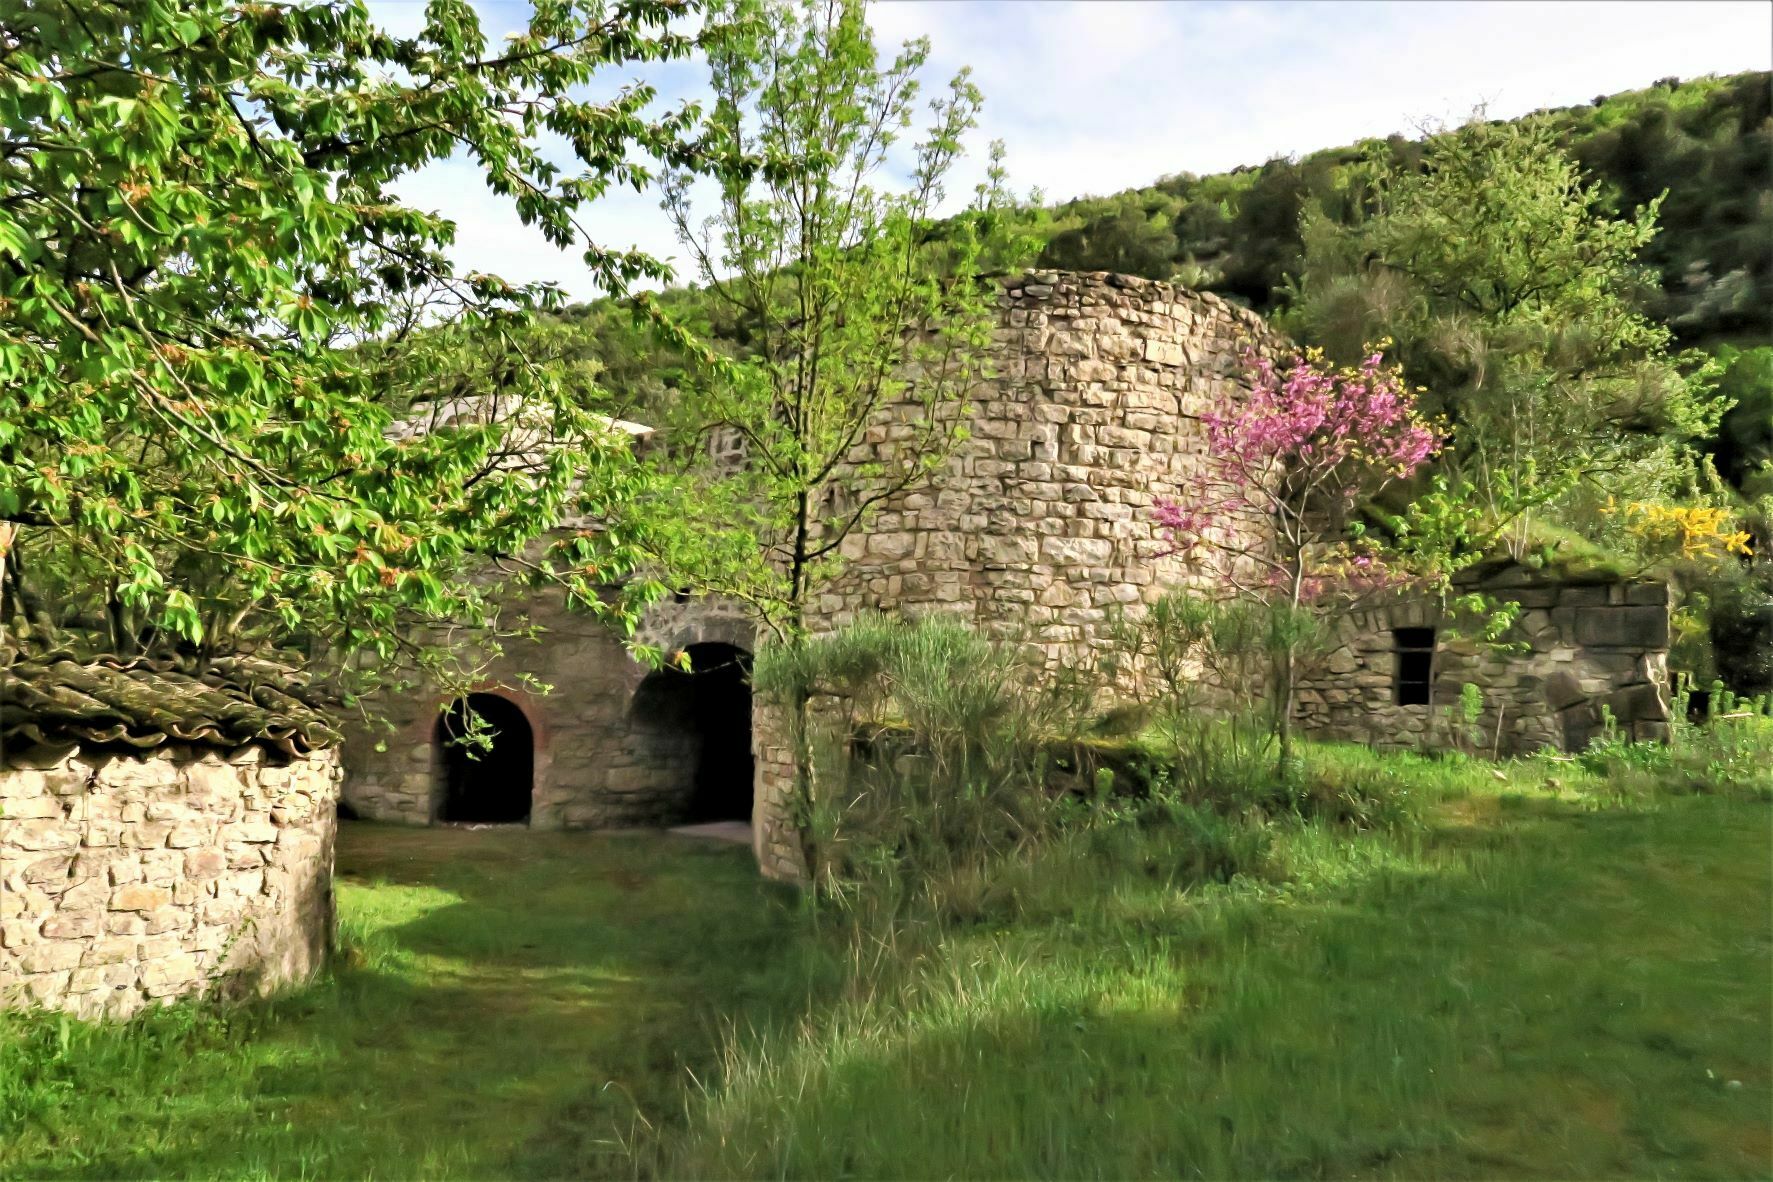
628 641 756 824
633 596 758 661
434 692 535 824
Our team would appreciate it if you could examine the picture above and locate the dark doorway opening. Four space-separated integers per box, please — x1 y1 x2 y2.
1393 627 1437 706
436 693 534 824
632 643 754 823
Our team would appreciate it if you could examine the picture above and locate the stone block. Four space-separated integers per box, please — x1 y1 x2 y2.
184 849 226 881
165 823 209 848
1575 606 1669 650
1625 582 1670 607
1559 585 1612 607
7 821 76 852
109 884 172 911
1 919 39 948
1605 682 1669 724
41 911 103 940
20 944 83 974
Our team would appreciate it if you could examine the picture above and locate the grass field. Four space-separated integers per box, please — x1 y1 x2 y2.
666 782 1773 1179
0 827 816 1180
2 758 1769 1180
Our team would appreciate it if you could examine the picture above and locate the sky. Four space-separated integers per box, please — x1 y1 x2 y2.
375 0 1773 303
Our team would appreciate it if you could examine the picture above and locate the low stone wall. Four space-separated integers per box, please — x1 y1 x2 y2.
1298 577 1672 755
0 744 340 1019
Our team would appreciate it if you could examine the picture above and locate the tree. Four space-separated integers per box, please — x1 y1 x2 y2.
645 0 1030 869
1153 347 1441 772
1 0 706 688
652 0 1028 637
1282 115 1727 558
1039 196 1178 280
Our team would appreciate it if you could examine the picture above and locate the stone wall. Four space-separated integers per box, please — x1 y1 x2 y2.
814 271 1276 685
748 271 1281 878
1297 575 1672 755
1 745 340 1018
341 592 754 829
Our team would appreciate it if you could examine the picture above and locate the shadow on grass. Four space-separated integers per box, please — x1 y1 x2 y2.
3 822 825 1182
661 796 1773 1180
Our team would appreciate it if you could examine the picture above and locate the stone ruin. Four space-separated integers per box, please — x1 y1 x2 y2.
1298 563 1673 755
333 270 1673 880
0 270 1677 1019
1 654 341 1017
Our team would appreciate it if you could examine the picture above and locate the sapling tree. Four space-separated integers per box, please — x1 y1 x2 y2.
1283 114 1726 557
646 0 1030 869
1154 347 1441 772
651 0 1028 637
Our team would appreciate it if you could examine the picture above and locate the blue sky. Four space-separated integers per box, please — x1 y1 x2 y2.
374 0 1773 303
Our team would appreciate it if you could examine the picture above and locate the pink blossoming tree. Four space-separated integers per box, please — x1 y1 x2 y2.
1154 346 1441 770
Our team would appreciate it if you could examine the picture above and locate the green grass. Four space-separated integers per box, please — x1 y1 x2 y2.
3 751 1769 1180
0 826 817 1180
662 755 1773 1179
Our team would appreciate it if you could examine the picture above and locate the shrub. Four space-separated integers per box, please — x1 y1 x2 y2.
753 615 1074 916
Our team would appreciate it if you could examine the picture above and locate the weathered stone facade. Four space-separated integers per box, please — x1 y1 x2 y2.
751 271 1283 875
1297 570 1673 755
1 745 340 1018
340 592 756 829
343 270 1278 879
816 270 1277 670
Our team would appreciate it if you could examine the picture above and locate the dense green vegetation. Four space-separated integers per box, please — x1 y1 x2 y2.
1037 72 1771 350
3 730 1767 1179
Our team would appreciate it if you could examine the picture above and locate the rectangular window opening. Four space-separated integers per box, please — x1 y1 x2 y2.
1394 627 1436 706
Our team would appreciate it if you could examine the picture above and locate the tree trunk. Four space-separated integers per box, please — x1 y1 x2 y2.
1276 557 1305 781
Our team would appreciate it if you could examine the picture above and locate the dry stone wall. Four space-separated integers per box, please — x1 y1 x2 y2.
815 270 1278 676
1 745 339 1018
1298 575 1672 754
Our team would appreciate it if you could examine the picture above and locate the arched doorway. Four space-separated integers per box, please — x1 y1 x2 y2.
436 693 534 824
631 643 754 823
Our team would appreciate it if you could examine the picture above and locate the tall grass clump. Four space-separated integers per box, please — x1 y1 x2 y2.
751 614 1078 925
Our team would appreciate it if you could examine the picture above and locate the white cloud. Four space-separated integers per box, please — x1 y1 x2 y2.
374 0 1773 301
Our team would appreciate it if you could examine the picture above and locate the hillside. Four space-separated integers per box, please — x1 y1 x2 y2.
555 72 1769 426
1034 71 1771 349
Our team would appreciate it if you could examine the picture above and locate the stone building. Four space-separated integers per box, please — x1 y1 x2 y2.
1297 562 1673 755
1 654 341 1017
335 270 1673 879
339 271 1281 874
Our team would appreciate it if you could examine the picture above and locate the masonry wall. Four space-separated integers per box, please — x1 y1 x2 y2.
1297 576 1673 755
341 590 755 829
755 271 1280 877
0 745 340 1019
813 271 1276 674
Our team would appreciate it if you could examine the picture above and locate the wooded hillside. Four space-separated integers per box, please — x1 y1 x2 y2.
1035 71 1771 349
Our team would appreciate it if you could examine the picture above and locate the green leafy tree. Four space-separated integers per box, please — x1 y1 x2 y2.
1284 114 1727 557
0 0 706 688
652 0 1029 635
646 0 1031 868
1040 195 1177 280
